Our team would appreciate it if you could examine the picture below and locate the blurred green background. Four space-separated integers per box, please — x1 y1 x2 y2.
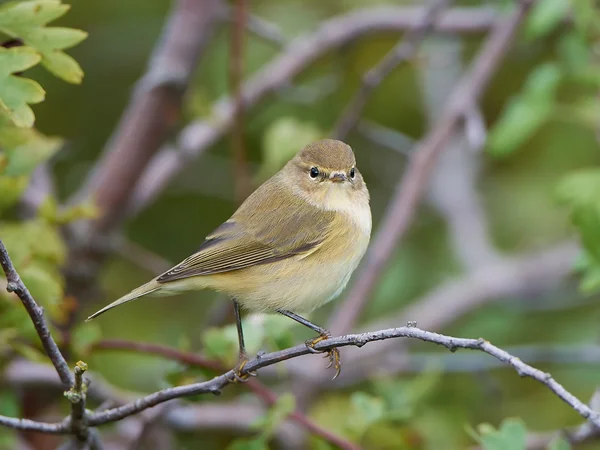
2 0 600 449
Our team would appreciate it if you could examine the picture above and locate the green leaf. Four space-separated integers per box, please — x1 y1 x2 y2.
0 124 62 176
547 436 571 450
0 391 19 417
525 0 571 40
557 32 590 74
0 0 87 83
471 418 527 450
487 64 562 157
579 262 600 293
345 392 386 440
252 393 295 437
201 326 238 364
0 175 29 211
0 46 44 127
556 170 600 266
258 117 323 181
70 321 102 357
227 437 269 450
556 169 600 207
11 341 49 363
20 262 63 318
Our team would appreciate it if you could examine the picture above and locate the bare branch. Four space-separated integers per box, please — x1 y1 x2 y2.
333 0 450 140
79 326 600 428
93 340 360 450
0 416 69 434
72 0 223 234
2 323 598 438
0 239 73 388
328 0 535 337
130 6 497 215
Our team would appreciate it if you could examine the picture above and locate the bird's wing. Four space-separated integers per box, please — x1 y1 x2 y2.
157 179 334 283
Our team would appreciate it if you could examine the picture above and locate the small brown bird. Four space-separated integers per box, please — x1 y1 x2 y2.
87 139 371 379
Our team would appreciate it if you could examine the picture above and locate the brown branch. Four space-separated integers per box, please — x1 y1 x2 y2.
230 0 250 203
327 0 535 337
93 340 361 450
72 0 223 234
0 239 73 388
128 6 497 216
333 0 450 140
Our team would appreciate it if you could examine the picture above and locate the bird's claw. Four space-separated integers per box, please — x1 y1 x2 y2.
305 334 341 380
227 355 257 383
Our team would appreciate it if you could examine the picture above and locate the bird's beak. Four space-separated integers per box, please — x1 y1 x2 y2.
330 172 347 183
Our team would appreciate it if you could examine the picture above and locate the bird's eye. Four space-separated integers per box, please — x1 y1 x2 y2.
310 167 319 178
349 167 356 179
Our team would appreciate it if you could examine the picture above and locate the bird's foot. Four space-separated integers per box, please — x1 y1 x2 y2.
227 353 258 383
305 333 341 380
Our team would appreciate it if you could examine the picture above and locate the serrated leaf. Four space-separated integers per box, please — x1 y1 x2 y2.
0 0 87 84
525 0 571 40
473 418 527 450
0 46 44 127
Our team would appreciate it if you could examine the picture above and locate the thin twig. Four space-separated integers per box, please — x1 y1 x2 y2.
328 0 535 337
93 340 360 450
0 416 69 434
64 361 90 442
333 0 451 140
0 239 73 388
129 6 496 216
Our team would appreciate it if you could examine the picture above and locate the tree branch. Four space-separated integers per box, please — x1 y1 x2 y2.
0 239 73 388
128 6 497 216
63 361 90 443
2 325 599 438
93 340 360 450
71 0 223 235
327 0 535 337
333 0 450 140
82 326 600 429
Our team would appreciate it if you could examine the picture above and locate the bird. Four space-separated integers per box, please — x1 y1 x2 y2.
87 139 372 380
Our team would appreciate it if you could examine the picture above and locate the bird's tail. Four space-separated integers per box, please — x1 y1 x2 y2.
86 279 162 321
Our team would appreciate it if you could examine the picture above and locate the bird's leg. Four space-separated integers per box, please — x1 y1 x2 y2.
228 299 257 383
277 309 341 379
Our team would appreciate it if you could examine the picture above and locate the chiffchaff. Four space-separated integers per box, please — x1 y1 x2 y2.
87 139 371 379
